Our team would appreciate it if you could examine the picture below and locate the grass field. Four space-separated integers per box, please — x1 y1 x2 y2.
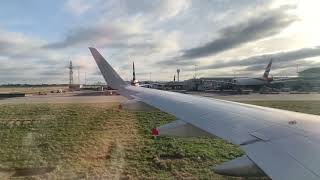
0 101 318 179
0 86 68 94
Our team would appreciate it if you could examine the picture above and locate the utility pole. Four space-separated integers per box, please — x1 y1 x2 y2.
68 61 74 87
77 67 80 84
194 64 197 79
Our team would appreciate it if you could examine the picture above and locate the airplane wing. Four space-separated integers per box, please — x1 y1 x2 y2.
89 47 320 180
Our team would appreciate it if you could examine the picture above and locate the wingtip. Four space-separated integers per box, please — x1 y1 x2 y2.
88 47 96 51
88 47 99 57
88 46 127 89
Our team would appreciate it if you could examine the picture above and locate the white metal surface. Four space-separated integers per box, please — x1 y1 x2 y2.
214 155 265 177
243 139 319 180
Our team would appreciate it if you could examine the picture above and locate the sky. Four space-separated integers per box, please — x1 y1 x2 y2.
0 0 319 84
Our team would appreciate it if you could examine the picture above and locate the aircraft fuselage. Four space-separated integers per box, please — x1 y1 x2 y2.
233 77 270 86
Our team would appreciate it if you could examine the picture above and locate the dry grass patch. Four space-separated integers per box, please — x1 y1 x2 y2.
0 103 139 179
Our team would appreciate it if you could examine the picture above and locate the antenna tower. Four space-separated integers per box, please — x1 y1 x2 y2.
68 61 74 87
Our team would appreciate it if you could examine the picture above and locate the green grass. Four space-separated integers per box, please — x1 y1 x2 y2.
124 100 320 179
125 111 243 179
0 101 318 179
0 103 136 179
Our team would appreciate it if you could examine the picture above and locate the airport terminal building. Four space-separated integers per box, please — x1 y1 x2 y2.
299 67 320 80
184 77 234 91
180 67 320 92
298 67 320 91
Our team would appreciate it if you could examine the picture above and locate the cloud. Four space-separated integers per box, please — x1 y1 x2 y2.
106 0 190 21
0 30 42 55
65 0 93 15
1 1 319 83
42 19 153 50
175 5 298 60
0 28 76 83
156 0 190 21
0 29 68 63
199 46 320 71
45 0 190 51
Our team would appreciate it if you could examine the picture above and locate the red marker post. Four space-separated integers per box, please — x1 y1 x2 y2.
151 127 159 139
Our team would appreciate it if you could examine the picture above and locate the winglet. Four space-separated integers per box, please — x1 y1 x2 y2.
89 47 127 89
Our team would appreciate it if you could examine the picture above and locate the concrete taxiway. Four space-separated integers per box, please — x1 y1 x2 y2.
1 90 319 105
0 91 127 105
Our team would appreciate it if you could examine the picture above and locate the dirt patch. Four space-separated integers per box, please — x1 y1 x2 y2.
13 167 55 177
159 154 184 160
0 167 55 177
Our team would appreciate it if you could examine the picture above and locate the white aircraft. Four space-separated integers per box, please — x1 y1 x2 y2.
130 61 161 88
232 59 273 86
131 61 139 86
89 47 320 180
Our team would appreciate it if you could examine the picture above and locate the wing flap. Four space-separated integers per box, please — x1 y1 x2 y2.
243 139 320 180
249 125 305 141
271 135 320 176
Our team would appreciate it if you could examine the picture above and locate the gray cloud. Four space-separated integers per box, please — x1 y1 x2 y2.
44 26 137 49
40 71 66 76
243 59 319 72
156 46 320 77
39 64 70 76
176 5 298 60
200 46 320 70
0 41 12 52
157 57 198 66
0 1 317 83
0 66 35 75
42 23 158 51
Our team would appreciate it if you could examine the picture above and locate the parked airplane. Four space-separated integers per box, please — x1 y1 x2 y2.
232 59 273 86
130 61 162 88
89 47 320 180
131 61 139 86
205 59 278 91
